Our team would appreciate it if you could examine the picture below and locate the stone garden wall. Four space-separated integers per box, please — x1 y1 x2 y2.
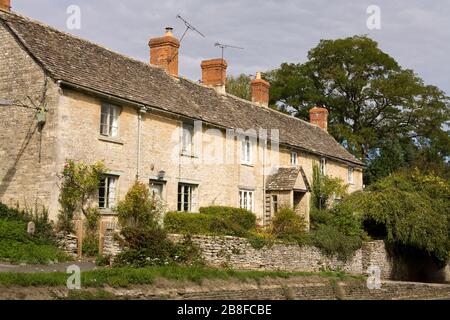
102 228 393 279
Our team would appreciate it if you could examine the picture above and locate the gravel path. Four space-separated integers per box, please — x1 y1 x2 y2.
0 261 99 273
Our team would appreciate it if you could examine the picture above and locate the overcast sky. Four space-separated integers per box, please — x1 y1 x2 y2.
11 0 450 95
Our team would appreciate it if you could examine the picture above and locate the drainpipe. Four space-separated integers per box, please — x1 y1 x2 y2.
136 107 146 180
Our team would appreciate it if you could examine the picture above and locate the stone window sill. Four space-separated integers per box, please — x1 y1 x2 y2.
241 162 255 168
98 136 124 145
99 209 116 215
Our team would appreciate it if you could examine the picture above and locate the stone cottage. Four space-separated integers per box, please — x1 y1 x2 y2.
0 3 364 227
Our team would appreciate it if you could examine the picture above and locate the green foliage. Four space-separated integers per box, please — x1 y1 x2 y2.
344 171 450 264
114 183 201 267
0 207 69 264
0 266 359 288
311 164 348 210
310 225 363 262
225 74 252 100
271 207 306 241
116 181 164 229
267 35 450 180
199 206 257 231
57 160 107 233
164 206 257 237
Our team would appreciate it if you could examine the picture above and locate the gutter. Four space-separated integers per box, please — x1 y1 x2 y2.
57 80 365 169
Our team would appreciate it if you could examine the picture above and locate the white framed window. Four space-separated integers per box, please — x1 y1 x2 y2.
181 123 194 156
271 195 278 215
241 136 253 165
348 167 354 184
290 152 298 166
178 183 197 212
150 180 165 201
239 190 254 212
100 103 120 138
320 157 327 175
98 176 118 209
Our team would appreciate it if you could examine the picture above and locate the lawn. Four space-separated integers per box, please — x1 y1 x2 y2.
0 265 362 288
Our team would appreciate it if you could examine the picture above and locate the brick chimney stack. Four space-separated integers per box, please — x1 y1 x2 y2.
309 107 329 131
149 27 180 77
0 0 11 11
251 72 270 107
201 58 227 94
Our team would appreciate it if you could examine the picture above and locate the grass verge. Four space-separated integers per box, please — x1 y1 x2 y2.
0 265 363 288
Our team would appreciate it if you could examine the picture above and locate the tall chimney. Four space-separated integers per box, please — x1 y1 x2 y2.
0 0 11 11
251 72 270 107
309 107 329 131
149 27 180 77
201 58 227 94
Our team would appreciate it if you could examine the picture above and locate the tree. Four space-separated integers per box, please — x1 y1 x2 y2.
344 171 450 265
57 160 106 233
266 36 450 181
225 74 251 100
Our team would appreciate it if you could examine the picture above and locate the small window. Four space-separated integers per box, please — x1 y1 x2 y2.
320 158 327 175
98 176 118 209
100 103 120 138
241 136 253 165
239 190 254 212
290 152 298 166
178 183 197 212
182 123 194 156
150 180 165 201
348 167 354 184
271 195 278 215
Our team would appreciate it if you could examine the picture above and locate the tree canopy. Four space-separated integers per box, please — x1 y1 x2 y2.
266 35 450 184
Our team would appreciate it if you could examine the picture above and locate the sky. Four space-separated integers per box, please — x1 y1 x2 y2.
11 0 450 95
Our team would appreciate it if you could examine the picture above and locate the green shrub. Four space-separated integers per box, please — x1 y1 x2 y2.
271 207 306 241
310 225 363 261
164 206 257 237
199 206 257 231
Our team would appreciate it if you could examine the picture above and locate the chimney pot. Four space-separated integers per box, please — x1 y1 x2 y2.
251 72 270 107
201 58 228 93
309 107 329 131
0 0 11 11
149 27 180 77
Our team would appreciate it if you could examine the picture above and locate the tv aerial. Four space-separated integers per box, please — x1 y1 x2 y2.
176 14 206 43
214 42 244 60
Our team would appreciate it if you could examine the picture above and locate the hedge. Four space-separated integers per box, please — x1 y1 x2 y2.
164 206 256 237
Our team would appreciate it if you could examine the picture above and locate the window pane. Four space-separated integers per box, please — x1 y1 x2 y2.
100 105 109 136
98 178 106 208
110 106 119 137
108 177 116 208
177 184 182 211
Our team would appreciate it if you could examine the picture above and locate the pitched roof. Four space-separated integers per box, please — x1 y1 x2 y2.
0 11 364 166
266 167 310 191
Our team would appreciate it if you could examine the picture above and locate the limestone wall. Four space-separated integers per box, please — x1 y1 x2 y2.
102 231 393 279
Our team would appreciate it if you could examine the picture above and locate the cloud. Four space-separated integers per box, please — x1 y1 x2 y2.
12 0 450 94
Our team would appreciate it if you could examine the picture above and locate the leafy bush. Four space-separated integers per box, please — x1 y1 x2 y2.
271 207 306 241
199 206 256 231
116 182 164 229
113 183 202 267
311 164 348 210
164 206 257 237
310 225 363 262
343 171 450 264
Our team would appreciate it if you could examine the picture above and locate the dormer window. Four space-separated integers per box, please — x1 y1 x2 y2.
100 103 120 138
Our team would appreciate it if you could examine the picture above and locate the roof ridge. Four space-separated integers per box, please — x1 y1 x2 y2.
0 10 173 76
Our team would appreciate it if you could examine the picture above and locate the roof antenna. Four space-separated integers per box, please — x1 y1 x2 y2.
176 14 206 43
214 42 244 61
